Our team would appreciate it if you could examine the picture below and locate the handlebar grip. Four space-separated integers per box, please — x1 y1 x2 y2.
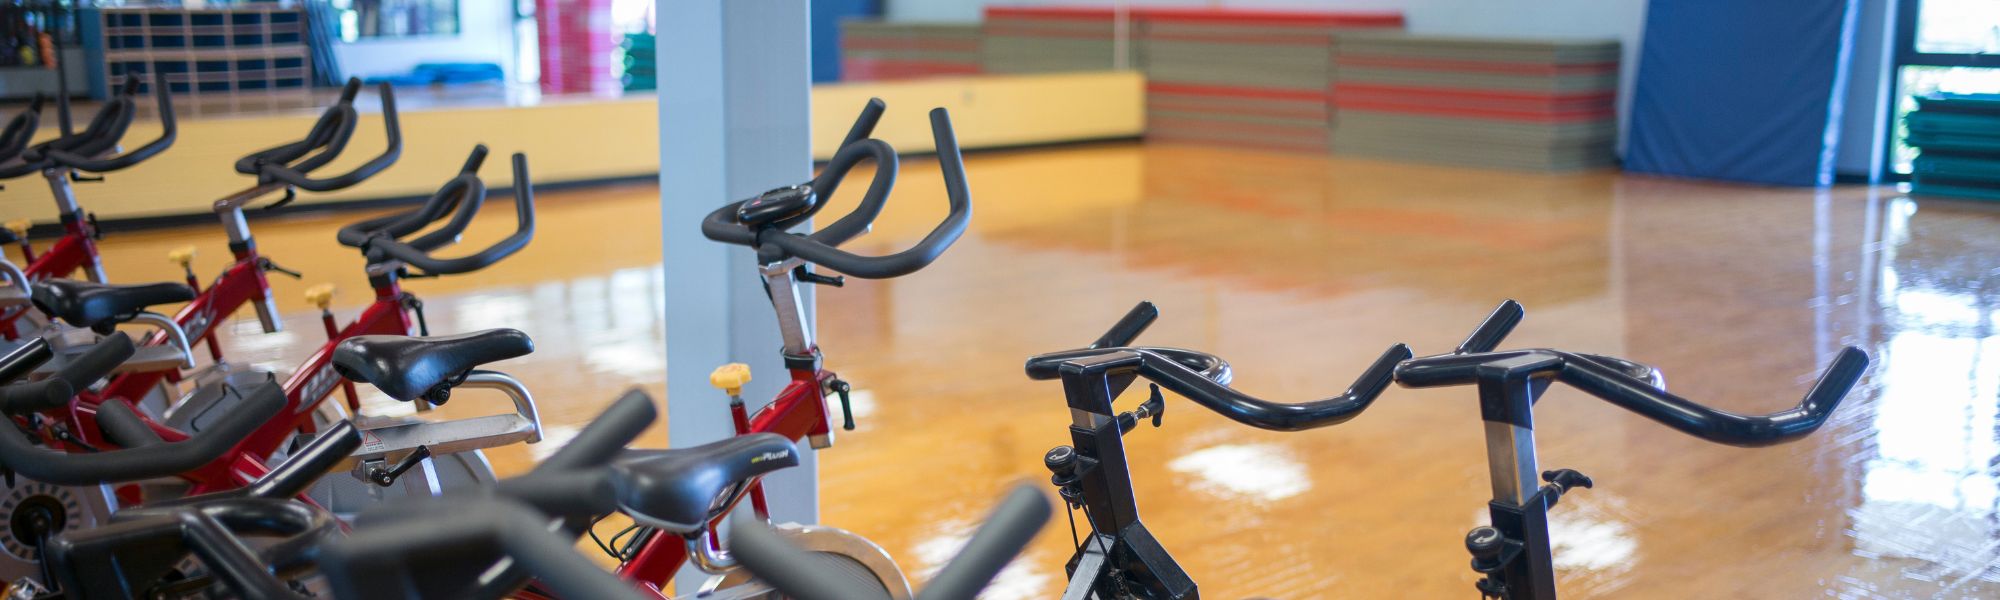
1090 301 1158 349
56 331 136 390
535 388 657 473
920 484 1051 600
773 109 971 279
731 510 892 600
338 77 363 103
1456 299 1523 355
0 379 72 415
1560 346 1868 447
246 420 361 499
0 377 285 485
94 399 165 448
839 98 887 151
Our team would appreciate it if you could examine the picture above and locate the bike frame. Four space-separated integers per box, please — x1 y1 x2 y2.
0 168 108 339
41 183 416 497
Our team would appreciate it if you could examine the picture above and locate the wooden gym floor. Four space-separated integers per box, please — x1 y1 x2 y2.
56 141 2000 598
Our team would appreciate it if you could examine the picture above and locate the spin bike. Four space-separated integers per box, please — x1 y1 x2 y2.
516 98 973 598
1023 301 1423 600
1390 303 1868 600
0 71 178 339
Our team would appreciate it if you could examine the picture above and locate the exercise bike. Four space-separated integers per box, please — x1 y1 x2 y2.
1390 303 1868 600
1023 300 1421 600
0 71 179 341
521 98 974 598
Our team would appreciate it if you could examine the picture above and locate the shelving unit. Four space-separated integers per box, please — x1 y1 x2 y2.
85 5 310 101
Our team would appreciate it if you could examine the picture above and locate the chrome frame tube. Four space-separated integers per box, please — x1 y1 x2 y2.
1482 421 1540 506
761 259 813 355
457 371 545 444
685 528 740 574
0 260 29 296
128 311 196 368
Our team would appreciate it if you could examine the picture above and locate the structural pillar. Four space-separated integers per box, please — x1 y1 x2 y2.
657 0 814 591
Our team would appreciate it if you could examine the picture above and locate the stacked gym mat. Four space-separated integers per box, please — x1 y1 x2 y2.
1331 33 1621 171
839 20 983 81
982 6 1125 74
623 33 655 91
1908 94 2000 201
1140 8 1402 152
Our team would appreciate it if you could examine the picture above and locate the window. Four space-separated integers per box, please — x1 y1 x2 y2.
1886 0 2000 177
333 0 460 41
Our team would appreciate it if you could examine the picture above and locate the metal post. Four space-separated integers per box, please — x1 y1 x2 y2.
658 0 814 592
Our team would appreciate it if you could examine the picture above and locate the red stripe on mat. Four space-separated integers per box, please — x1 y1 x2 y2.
1337 55 1620 76
1149 116 1333 138
1333 99 1615 122
986 6 1402 27
1148 82 1332 102
842 39 983 52
1332 83 1615 103
1150 99 1330 120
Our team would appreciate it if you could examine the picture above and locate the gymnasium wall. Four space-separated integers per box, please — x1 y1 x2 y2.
886 0 1650 153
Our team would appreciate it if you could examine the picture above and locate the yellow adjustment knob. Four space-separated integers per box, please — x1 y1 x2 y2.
709 363 752 395
3 220 28 237
303 283 337 310
166 245 197 267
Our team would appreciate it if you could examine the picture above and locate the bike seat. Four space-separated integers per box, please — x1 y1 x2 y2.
610 433 799 533
332 329 533 402
31 279 195 331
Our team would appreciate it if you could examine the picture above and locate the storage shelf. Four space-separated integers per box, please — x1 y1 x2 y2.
89 5 312 97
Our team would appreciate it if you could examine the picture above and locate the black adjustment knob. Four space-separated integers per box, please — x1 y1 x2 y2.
1466 526 1506 572
1543 469 1593 492
1044 445 1077 475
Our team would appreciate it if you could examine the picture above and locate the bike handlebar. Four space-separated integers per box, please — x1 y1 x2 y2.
353 152 534 276
43 70 177 173
334 145 488 250
236 78 400 193
701 102 972 279
1394 346 1868 447
1026 301 1413 431
0 331 133 415
0 375 287 484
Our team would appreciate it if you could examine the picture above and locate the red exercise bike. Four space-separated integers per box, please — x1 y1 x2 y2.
0 71 177 340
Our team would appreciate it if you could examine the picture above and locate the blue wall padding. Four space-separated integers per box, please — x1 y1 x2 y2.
1627 0 1861 186
811 0 882 82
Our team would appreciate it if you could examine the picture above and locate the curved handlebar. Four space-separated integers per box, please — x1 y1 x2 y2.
44 496 337 600
1394 346 1868 447
0 376 287 485
335 145 488 250
701 101 973 279
358 152 534 275
44 70 177 173
240 78 401 192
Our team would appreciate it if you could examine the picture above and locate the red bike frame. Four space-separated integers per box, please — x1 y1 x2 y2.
611 363 839 590
39 184 415 498
0 169 108 339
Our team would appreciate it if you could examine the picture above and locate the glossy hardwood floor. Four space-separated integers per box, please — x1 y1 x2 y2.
36 141 2000 598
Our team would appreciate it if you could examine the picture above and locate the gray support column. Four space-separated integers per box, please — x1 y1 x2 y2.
657 0 814 590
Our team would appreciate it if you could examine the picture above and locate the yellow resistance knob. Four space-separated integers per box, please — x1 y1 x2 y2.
166 245 197 267
710 363 752 395
3 220 29 238
303 283 337 310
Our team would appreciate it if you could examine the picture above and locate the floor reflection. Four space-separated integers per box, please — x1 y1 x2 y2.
71 141 2000 597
